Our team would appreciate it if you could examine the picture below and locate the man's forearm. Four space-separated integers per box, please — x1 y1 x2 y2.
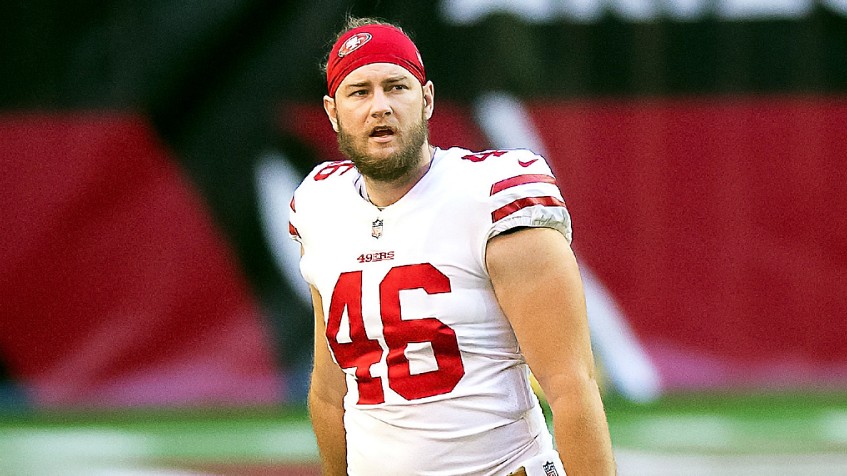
549 381 616 475
308 388 347 476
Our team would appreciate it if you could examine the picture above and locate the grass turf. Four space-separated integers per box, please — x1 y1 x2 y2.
0 391 844 473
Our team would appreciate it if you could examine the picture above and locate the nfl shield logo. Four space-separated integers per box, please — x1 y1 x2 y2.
371 218 383 239
542 461 559 476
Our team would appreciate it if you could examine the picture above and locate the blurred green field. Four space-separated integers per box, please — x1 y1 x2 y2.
1 392 845 475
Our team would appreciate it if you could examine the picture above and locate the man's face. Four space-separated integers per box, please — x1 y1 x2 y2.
324 62 434 182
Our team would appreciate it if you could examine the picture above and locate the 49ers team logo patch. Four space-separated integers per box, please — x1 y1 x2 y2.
338 32 372 57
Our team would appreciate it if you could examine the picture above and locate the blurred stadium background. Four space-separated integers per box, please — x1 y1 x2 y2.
2 0 846 474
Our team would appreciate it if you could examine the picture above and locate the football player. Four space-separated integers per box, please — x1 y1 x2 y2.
290 16 615 476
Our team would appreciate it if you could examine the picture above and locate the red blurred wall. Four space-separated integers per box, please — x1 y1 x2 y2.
0 113 282 407
3 95 843 407
530 96 847 390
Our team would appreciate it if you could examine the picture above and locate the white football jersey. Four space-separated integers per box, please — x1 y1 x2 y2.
290 147 571 476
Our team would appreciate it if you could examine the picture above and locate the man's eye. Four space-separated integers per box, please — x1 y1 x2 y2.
351 90 367 96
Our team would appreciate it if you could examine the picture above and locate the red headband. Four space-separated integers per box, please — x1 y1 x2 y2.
326 24 426 97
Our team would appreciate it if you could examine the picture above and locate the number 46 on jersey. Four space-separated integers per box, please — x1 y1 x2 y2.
326 263 465 405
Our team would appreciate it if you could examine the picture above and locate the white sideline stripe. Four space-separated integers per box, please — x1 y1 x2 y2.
0 428 198 475
823 409 847 444
625 414 737 449
472 91 663 403
615 412 847 451
0 423 318 473
615 449 847 476
2 418 846 474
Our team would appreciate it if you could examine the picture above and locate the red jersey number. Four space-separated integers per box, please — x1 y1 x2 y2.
326 263 465 404
313 161 355 180
461 150 507 162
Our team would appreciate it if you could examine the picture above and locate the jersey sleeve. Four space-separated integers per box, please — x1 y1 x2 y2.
287 161 329 245
484 149 573 243
288 160 356 245
288 193 301 244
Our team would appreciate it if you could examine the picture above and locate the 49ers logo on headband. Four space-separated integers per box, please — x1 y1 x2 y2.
326 24 426 96
338 32 372 57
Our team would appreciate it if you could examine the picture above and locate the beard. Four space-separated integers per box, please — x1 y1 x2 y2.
336 110 429 182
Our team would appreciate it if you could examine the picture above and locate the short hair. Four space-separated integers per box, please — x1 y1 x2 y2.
320 16 411 77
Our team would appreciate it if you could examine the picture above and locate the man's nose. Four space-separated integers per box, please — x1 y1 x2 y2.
370 89 392 117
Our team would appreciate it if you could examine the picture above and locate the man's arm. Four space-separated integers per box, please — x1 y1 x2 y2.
486 227 616 475
307 284 349 476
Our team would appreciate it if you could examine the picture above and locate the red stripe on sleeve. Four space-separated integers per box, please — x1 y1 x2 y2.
490 174 557 195
491 196 566 222
289 222 300 238
289 197 296 211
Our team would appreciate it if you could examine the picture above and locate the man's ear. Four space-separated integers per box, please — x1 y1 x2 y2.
323 95 339 132
422 81 435 120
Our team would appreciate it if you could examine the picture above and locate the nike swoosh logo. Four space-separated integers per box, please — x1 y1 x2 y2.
518 158 538 167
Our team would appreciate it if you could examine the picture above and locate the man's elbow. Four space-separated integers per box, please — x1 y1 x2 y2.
538 367 602 408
